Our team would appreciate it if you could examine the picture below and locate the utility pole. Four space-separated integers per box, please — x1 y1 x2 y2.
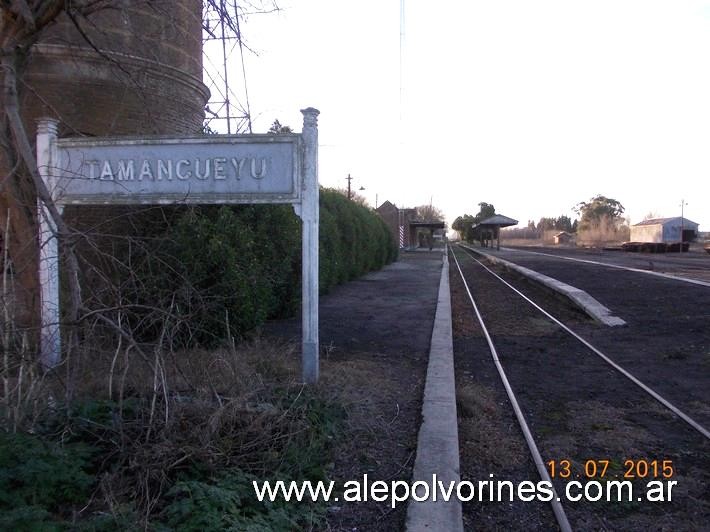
680 199 688 253
345 174 364 201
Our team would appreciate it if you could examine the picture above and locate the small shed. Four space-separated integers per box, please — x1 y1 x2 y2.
473 214 519 250
630 217 699 243
553 231 574 245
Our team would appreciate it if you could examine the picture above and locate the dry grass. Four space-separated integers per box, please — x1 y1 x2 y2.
1 336 343 523
6 332 428 523
499 237 545 247
577 216 630 247
566 400 657 454
2 315 429 530
457 382 525 467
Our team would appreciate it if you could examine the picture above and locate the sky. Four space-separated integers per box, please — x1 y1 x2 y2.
205 0 710 231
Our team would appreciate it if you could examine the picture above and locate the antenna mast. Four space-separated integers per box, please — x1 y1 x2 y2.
400 0 405 123
202 0 253 134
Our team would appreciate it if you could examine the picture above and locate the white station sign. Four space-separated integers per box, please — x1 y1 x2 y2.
37 108 321 383
56 135 302 205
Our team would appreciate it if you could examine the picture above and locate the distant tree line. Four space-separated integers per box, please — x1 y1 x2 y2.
527 215 577 233
453 195 626 242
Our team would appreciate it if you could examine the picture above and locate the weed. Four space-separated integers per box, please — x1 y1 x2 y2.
161 470 321 531
0 431 95 529
0 338 346 530
456 383 525 467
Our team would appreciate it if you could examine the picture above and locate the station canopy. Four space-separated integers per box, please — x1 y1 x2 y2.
473 214 519 230
409 221 446 229
472 214 519 250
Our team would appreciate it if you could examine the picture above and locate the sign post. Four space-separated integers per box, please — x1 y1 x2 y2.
299 108 320 384
36 118 61 369
36 108 320 382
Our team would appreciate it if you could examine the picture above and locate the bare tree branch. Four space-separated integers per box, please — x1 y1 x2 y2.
10 0 35 30
1 52 82 327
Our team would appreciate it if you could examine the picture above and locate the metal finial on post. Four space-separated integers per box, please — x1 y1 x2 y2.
300 107 320 383
37 118 59 138
36 117 61 369
301 107 320 126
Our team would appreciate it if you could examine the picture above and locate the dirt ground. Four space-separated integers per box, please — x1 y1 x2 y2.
263 250 443 531
450 246 710 531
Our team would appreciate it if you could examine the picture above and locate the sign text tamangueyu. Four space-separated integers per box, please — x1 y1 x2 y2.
55 135 301 205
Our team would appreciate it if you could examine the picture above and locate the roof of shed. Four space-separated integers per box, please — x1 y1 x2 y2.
633 217 698 227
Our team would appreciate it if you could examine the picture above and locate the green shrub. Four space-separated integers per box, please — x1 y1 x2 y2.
0 431 95 530
318 189 397 288
0 385 343 530
318 204 343 293
159 388 340 531
119 205 296 345
161 471 319 531
164 206 272 342
232 205 302 318
79 191 396 348
146 193 396 345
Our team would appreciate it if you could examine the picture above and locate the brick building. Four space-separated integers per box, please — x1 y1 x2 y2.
376 201 445 249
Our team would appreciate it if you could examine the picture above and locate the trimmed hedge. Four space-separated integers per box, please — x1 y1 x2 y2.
107 189 397 345
319 189 396 291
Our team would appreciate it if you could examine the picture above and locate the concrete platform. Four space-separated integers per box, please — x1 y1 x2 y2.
460 244 626 327
501 246 710 287
406 251 464 532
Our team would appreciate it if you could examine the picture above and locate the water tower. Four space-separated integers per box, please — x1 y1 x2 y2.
1 1 209 327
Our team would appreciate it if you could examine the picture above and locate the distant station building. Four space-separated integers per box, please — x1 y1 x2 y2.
375 201 445 249
630 217 699 243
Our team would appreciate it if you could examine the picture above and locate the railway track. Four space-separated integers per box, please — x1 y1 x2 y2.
449 244 710 530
